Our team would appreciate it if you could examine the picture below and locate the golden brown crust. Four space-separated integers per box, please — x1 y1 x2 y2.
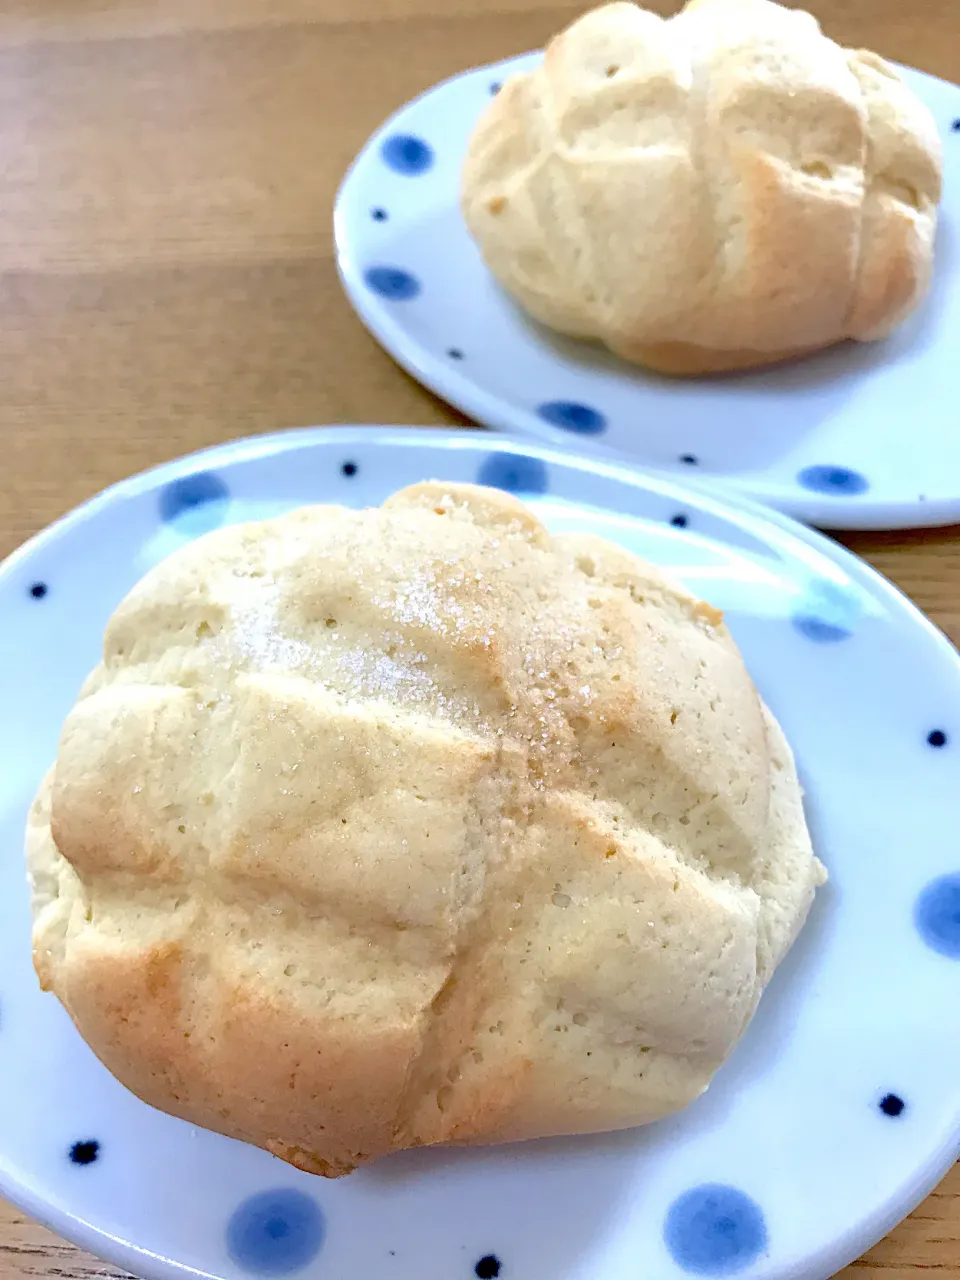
612 339 822 377
461 0 942 374
28 483 824 1176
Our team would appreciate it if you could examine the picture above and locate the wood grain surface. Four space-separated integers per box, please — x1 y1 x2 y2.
0 1 957 1276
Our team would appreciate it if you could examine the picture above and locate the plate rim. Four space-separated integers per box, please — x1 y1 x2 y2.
5 424 959 658
1 423 959 1280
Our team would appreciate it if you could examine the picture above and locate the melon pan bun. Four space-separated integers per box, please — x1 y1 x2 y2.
461 0 943 375
28 482 824 1175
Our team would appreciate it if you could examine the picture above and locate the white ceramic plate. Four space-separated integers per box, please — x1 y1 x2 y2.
335 55 960 531
1 426 958 1280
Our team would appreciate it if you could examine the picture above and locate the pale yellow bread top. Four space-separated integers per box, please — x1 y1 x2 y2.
461 0 942 375
28 482 824 1176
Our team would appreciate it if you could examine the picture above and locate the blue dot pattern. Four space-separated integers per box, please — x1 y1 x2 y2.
793 616 851 642
665 1184 768 1275
364 266 421 301
797 465 869 496
915 873 960 959
478 452 549 494
69 1140 100 1165
381 134 434 175
791 580 859 643
227 1190 325 1277
537 401 607 435
159 472 230 533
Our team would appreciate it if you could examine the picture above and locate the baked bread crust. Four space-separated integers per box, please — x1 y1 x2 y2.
461 0 942 375
28 483 824 1176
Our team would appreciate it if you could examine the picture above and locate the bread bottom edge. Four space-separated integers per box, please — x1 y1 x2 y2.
611 336 847 377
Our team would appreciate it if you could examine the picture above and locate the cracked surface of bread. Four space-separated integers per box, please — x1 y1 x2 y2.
27 481 825 1176
461 0 942 375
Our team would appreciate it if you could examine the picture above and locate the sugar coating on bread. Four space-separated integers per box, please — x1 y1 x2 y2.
461 0 942 375
28 483 824 1175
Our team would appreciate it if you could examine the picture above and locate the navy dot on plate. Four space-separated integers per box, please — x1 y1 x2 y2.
791 580 859 643
227 1189 325 1277
381 133 434 175
159 472 230 529
490 82 502 95
797 465 869 496
928 729 948 748
364 266 421 301
341 461 358 477
952 118 960 131
447 347 464 360
792 614 852 643
665 1184 767 1276
29 581 48 599
69 1140 100 1165
475 1257 502 1279
671 514 689 528
371 207 388 222
915 872 960 959
880 1093 905 1117
680 454 698 466
478 452 548 495
537 400 607 435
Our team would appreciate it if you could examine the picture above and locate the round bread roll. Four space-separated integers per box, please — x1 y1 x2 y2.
461 0 943 375
28 483 824 1176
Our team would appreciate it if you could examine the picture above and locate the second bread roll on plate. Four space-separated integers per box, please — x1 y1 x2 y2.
461 0 943 375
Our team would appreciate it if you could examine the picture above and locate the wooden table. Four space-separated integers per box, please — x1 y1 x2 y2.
0 1 957 1276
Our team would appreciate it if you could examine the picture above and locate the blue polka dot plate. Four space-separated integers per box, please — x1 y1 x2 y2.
335 55 960 532
1 426 958 1280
